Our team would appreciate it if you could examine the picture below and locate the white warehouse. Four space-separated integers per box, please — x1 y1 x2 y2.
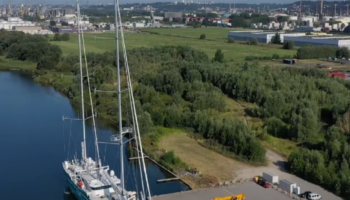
228 31 306 44
0 17 35 30
284 35 350 48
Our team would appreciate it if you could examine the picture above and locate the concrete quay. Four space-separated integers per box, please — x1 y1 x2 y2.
152 182 294 200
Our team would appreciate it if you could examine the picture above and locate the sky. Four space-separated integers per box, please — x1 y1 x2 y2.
3 0 345 5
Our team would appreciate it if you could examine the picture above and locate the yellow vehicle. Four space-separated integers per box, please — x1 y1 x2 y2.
212 193 246 200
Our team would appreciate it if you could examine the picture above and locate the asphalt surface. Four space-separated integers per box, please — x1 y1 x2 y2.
233 150 344 200
152 182 295 200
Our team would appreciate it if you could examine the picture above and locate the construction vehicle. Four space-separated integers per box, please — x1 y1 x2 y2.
212 193 246 200
254 176 270 188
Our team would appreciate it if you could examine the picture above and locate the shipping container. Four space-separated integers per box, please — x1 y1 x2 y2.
279 179 297 193
262 172 278 184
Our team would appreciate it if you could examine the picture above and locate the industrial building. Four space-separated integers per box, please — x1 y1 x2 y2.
164 12 183 19
228 31 306 43
284 35 350 48
0 17 35 30
52 26 89 33
12 26 42 34
228 31 350 48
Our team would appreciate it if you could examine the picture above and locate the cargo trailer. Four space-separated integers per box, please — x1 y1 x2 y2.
262 172 278 184
279 179 296 193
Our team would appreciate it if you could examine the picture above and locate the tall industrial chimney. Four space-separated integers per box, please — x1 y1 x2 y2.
321 0 323 15
299 0 302 18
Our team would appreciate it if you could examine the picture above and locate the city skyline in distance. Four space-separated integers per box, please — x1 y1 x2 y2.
0 0 344 6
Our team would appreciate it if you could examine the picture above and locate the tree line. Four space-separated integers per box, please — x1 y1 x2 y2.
228 13 272 28
0 29 62 70
296 45 350 59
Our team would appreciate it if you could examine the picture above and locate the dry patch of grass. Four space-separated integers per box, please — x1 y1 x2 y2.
261 135 299 158
158 133 244 183
218 97 264 127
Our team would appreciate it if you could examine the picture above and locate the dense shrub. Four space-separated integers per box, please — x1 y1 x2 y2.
61 33 70 41
336 46 349 58
53 33 61 41
296 45 338 59
283 41 295 49
213 49 224 63
250 38 258 45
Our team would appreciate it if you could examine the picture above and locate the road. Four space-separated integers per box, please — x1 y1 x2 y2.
153 182 293 200
233 149 343 200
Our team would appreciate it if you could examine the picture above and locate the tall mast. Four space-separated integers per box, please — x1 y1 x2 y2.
78 0 102 167
116 1 152 198
77 0 87 163
114 0 125 195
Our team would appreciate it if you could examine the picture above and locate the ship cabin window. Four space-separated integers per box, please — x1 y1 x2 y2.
90 185 111 190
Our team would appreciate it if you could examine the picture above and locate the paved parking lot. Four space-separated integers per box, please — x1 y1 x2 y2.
152 182 294 200
232 150 344 200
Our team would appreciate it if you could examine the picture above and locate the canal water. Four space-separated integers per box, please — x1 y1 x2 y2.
0 72 189 200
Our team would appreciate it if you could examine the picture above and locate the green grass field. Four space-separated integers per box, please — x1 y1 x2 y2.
51 28 296 62
142 27 252 40
0 55 36 71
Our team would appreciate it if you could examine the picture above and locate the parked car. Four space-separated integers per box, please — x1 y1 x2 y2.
307 193 322 200
299 191 312 198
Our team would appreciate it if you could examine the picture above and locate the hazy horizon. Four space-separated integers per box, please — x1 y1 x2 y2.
0 0 340 6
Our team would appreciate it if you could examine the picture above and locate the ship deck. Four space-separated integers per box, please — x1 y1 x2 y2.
152 182 294 200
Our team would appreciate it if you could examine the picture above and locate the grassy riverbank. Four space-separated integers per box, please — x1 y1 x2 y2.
0 56 37 71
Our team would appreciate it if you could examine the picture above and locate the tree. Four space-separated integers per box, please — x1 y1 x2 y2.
138 112 154 134
265 117 287 138
272 33 281 44
199 34 206 39
61 33 70 41
283 41 295 49
37 56 58 70
272 54 280 59
336 47 349 58
213 49 224 63
228 37 234 43
49 21 56 26
276 16 289 22
53 33 61 41
164 104 182 127
250 38 258 45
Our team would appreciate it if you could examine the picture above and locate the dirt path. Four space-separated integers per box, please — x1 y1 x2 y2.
233 149 287 179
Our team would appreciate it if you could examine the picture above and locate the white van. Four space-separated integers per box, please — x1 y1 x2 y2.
307 193 322 200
